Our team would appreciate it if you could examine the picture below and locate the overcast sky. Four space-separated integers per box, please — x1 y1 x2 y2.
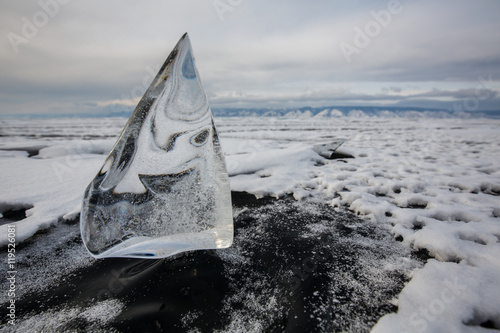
1 0 500 115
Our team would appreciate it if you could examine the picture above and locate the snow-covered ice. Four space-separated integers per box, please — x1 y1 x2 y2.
1 115 499 331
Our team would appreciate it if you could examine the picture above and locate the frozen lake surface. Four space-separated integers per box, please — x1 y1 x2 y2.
0 116 499 332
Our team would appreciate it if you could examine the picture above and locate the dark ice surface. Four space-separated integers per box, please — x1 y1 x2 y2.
0 192 421 332
0 207 31 227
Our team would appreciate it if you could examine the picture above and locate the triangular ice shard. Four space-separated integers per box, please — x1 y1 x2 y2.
80 33 233 259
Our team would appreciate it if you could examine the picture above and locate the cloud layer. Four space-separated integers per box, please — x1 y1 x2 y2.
1 0 500 115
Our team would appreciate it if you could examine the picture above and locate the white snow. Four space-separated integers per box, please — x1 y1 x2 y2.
372 260 500 333
1 115 499 331
1 299 123 332
0 150 105 245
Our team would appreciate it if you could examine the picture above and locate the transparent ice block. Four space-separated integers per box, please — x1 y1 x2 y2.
80 33 233 259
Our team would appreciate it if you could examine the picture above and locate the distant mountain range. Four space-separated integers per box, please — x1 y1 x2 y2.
210 106 500 118
3 106 500 119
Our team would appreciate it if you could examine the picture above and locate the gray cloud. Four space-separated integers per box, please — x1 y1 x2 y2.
1 0 500 115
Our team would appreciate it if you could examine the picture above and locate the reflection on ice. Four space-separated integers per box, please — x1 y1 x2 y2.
80 34 233 258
